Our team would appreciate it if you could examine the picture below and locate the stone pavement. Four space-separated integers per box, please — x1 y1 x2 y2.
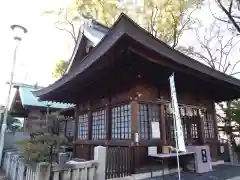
0 171 7 180
143 164 240 180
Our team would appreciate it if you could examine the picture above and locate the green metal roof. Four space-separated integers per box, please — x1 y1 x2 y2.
16 84 73 109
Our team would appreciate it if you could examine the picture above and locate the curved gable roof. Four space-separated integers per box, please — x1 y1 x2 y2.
65 19 108 74
34 13 240 101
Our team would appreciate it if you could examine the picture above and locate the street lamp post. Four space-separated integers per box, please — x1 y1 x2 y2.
0 25 27 163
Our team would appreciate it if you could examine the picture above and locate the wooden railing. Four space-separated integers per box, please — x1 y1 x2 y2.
1 149 99 180
105 146 134 179
52 161 98 180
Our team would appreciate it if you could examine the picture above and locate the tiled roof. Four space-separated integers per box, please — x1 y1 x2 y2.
14 83 73 109
34 13 240 102
83 20 109 46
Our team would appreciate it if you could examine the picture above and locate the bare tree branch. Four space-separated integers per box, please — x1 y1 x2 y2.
172 13 178 48
231 60 240 74
182 21 239 75
49 8 79 45
215 0 240 34
54 21 77 45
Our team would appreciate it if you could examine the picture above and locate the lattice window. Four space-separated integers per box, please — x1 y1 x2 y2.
137 104 160 139
180 107 188 140
183 124 188 140
111 104 131 139
165 104 175 140
66 120 75 137
166 105 187 141
202 111 215 139
190 108 199 139
78 114 88 139
191 123 198 138
167 105 202 141
168 121 187 140
170 124 175 140
202 111 209 139
138 104 148 139
207 113 214 139
92 109 106 140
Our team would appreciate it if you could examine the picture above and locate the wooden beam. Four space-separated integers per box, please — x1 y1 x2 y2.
74 139 163 146
197 110 205 145
186 117 192 145
88 101 92 140
131 100 138 144
212 101 218 141
106 96 112 141
73 105 79 157
160 104 167 145
74 105 79 141
64 120 67 137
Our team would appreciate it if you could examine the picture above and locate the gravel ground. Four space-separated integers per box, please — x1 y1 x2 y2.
143 165 240 180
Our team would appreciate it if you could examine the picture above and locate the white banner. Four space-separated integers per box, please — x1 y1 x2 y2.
169 73 186 152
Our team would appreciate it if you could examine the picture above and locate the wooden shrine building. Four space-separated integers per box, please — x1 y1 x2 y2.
10 83 72 133
34 14 240 168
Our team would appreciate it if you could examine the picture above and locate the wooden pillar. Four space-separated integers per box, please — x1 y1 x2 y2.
106 96 112 141
197 110 205 145
73 105 79 157
87 102 92 160
160 104 167 145
74 105 79 141
88 102 92 141
131 100 138 144
186 117 193 145
212 101 218 140
106 105 111 141
211 101 219 160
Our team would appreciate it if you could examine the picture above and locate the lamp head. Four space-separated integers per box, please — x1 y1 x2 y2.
10 25 28 41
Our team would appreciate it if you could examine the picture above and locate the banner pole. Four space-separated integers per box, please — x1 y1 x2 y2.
170 72 185 180
172 105 181 180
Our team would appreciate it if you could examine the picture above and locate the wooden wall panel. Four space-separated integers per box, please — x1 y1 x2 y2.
74 75 220 162
75 144 94 160
25 109 43 131
134 85 158 101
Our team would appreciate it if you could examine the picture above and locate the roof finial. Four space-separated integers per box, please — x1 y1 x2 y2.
34 82 38 88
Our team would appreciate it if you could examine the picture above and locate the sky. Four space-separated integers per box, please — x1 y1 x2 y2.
0 0 239 106
0 0 75 105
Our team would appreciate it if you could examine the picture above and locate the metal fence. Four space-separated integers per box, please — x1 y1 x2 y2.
4 132 29 149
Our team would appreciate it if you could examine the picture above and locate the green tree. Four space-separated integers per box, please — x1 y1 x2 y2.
52 60 69 79
0 110 22 132
47 0 202 78
219 100 240 152
16 113 67 162
6 115 22 131
46 0 202 45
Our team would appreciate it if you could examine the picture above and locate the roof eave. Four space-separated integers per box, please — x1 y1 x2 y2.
34 13 240 101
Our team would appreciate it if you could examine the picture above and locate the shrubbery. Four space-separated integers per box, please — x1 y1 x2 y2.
15 113 67 162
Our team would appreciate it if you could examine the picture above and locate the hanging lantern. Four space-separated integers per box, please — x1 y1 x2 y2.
168 103 173 114
186 107 193 117
193 109 198 116
180 107 185 116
